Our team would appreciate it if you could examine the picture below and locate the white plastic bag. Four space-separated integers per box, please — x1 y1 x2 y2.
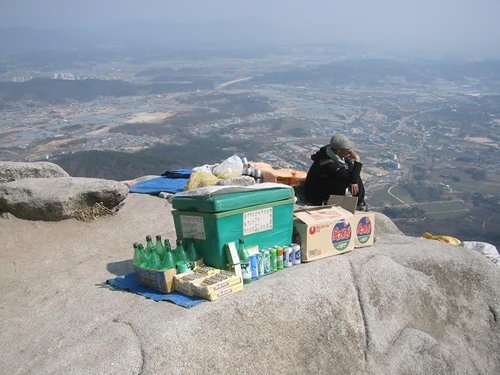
463 241 500 266
192 164 218 174
212 155 243 178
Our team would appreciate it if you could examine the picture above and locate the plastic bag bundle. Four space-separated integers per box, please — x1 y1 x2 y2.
212 155 243 178
462 241 500 266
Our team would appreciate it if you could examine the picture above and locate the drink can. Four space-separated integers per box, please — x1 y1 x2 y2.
284 246 293 267
250 255 259 279
258 251 265 277
292 243 301 265
263 249 272 274
270 247 277 272
276 246 284 269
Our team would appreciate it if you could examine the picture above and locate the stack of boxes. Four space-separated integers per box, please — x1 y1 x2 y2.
173 267 243 301
293 204 375 262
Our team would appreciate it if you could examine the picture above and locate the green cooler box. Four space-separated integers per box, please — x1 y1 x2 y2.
171 188 295 270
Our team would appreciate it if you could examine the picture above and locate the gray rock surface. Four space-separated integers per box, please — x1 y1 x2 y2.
0 177 128 221
373 211 404 236
217 175 256 186
0 193 498 374
0 161 69 182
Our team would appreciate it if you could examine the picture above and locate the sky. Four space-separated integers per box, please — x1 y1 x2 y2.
1 0 500 57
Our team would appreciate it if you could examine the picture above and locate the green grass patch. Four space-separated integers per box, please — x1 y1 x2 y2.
389 185 415 203
411 200 468 219
369 188 401 207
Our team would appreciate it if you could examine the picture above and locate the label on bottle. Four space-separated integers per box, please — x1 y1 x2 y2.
277 254 283 269
177 263 189 274
241 261 252 281
263 251 272 273
257 253 265 277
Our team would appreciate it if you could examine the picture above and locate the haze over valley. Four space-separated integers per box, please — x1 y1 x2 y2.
1 0 499 247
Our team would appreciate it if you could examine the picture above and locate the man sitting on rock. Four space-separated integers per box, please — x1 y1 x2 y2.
304 133 368 211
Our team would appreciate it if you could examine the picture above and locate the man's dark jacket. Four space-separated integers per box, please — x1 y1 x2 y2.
304 146 364 205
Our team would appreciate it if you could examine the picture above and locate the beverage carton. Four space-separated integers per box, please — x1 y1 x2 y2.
192 265 220 277
191 270 242 297
134 266 177 293
200 282 244 301
173 270 210 296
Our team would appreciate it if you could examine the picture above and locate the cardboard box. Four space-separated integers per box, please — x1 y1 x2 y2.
134 258 205 294
200 282 244 301
173 270 211 296
191 270 242 297
351 212 376 248
327 195 358 214
293 206 355 262
193 265 220 277
134 266 177 293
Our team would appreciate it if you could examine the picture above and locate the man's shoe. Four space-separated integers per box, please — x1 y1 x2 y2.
356 203 369 212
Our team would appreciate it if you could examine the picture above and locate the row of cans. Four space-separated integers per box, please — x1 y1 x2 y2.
250 244 301 280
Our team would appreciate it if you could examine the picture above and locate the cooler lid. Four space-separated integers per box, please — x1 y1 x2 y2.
172 186 294 213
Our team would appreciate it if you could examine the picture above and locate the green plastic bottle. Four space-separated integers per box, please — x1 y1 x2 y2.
154 234 167 260
134 243 149 268
175 239 190 273
132 242 141 266
149 250 162 270
162 247 176 271
238 238 252 284
187 239 202 269
145 235 155 255
162 239 175 270
164 239 172 252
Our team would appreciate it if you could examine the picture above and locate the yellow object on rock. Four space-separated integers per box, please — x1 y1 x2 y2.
422 232 462 246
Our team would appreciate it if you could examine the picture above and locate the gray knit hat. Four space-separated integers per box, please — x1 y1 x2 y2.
330 134 354 151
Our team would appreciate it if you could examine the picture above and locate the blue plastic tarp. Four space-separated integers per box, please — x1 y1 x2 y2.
128 168 192 194
106 273 205 308
129 176 189 194
161 168 192 178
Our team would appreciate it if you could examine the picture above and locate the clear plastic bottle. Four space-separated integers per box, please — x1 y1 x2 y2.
238 238 252 284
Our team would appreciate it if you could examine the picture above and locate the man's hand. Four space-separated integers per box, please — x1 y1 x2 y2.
349 183 359 196
348 150 361 162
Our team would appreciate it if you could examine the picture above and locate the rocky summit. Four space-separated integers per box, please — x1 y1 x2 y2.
0 161 128 221
0 162 499 374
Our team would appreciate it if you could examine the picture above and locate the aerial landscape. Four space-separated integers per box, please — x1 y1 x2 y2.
0 1 499 247
1 1 499 374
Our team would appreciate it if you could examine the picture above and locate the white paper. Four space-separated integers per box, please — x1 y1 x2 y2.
243 207 273 235
180 215 206 240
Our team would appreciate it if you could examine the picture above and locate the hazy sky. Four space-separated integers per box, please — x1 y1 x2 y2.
1 0 499 56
